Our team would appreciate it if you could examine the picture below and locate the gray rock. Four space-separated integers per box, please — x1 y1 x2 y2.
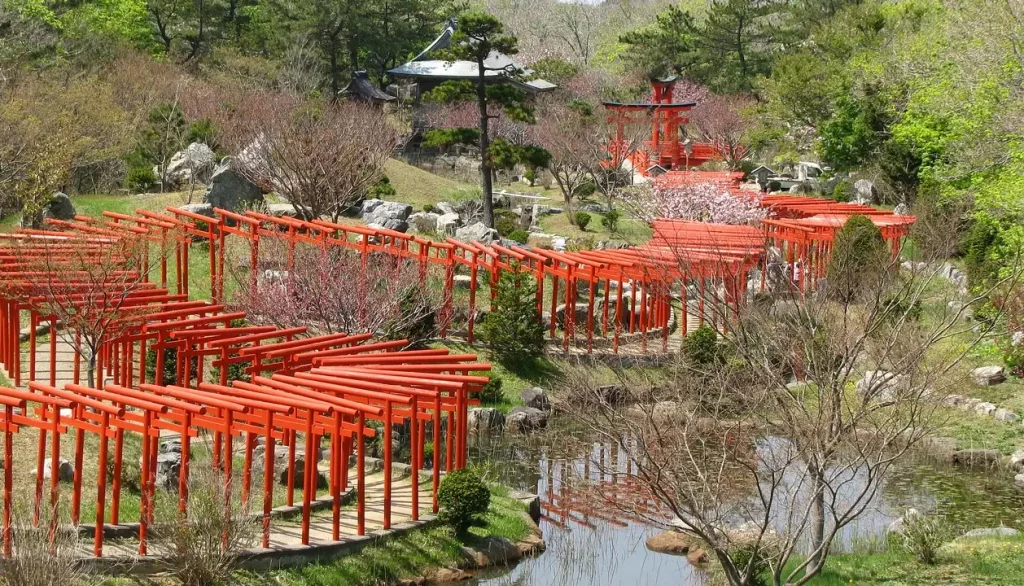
361 199 385 216
963 527 1020 538
972 366 1006 386
994 408 1019 423
975 402 998 416
251 445 327 489
1016 473 1024 489
493 192 510 208
265 203 313 220
854 179 876 202
1010 447 1024 471
893 203 910 216
164 142 217 186
368 219 409 233
887 508 920 535
467 408 505 434
952 448 1001 467
33 458 74 483
855 371 903 399
43 192 76 222
596 384 627 405
507 407 548 432
519 387 551 411
597 239 630 250
179 203 215 217
453 275 476 290
436 202 457 215
204 159 265 212
437 213 461 236
408 212 439 233
555 303 591 329
455 222 499 245
364 200 413 226
579 203 609 213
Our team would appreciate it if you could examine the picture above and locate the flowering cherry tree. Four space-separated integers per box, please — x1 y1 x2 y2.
624 182 766 224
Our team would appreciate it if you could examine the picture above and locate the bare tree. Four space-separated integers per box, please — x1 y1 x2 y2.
5 234 157 388
230 243 441 345
557 213 1020 585
227 92 397 221
688 93 755 168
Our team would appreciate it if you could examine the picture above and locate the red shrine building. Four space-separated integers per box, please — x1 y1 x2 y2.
604 76 736 177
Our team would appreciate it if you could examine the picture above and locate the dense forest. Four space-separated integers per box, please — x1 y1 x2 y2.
3 0 1024 279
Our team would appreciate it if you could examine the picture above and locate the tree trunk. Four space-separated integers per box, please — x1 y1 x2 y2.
476 58 494 228
329 39 341 99
808 466 826 569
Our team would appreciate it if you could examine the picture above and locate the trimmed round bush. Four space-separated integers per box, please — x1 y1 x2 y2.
826 214 889 301
574 211 591 230
437 469 491 534
683 324 723 366
508 229 529 244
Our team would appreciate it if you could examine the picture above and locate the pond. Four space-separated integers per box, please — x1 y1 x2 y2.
464 425 1024 586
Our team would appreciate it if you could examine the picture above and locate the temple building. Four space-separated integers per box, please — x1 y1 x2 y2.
341 71 397 104
387 18 556 97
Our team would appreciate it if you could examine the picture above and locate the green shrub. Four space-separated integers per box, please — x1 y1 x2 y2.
729 545 769 586
478 266 546 365
186 117 220 153
126 166 158 192
423 203 437 214
601 209 621 233
368 176 397 200
897 511 949 565
574 211 591 230
683 325 724 366
479 374 504 404
831 179 853 202
494 209 520 237
437 469 491 534
881 295 922 323
963 217 1001 289
508 229 529 244
146 347 197 385
826 214 889 302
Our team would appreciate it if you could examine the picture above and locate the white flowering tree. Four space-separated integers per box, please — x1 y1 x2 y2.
624 182 766 224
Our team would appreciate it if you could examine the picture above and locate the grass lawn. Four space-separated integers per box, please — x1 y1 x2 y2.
233 486 533 586
804 535 1024 585
385 159 473 211
537 207 653 245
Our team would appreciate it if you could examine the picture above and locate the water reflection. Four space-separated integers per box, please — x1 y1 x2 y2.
465 426 1024 586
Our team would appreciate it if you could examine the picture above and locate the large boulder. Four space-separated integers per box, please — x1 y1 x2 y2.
467 408 505 434
368 219 409 233
251 444 328 489
363 200 413 226
519 387 551 411
455 222 499 245
853 179 876 203
435 202 457 215
179 203 215 218
646 531 696 555
555 303 591 329
962 527 1020 539
44 192 76 222
1010 447 1024 471
855 371 904 400
436 213 461 236
266 203 314 221
893 202 910 216
952 448 1001 468
204 159 265 212
887 508 920 535
507 407 548 433
972 366 1006 386
154 440 183 491
408 212 439 233
164 142 217 186
33 458 74 483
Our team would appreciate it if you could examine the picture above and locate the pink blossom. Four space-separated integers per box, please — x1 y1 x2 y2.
623 182 766 225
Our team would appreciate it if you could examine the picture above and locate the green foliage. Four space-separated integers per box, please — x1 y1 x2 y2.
478 267 546 366
478 374 504 404
126 165 158 192
138 102 187 170
683 324 724 367
422 204 437 214
601 209 621 233
826 215 889 302
422 128 480 149
831 179 853 203
529 57 579 85
185 118 219 152
882 295 922 323
1002 339 1024 378
507 229 528 244
729 545 769 586
620 0 783 93
964 217 1001 289
146 347 197 386
573 211 591 231
494 209 520 237
897 512 949 565
367 176 397 200
488 138 521 172
437 469 491 534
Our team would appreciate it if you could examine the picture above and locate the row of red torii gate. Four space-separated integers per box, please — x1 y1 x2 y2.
0 183 912 560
